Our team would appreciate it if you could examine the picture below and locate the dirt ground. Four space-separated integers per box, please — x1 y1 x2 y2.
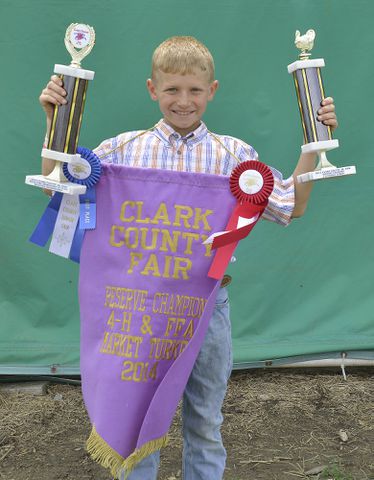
0 368 373 480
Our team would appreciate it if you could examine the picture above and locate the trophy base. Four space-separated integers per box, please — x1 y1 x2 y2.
297 165 356 184
25 175 86 194
301 139 339 154
41 148 82 164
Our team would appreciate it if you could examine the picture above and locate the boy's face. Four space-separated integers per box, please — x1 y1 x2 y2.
147 69 218 136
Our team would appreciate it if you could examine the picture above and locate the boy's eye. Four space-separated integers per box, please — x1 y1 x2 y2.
165 88 177 92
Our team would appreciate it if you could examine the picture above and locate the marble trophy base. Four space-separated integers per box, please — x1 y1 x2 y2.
25 175 86 194
297 165 357 184
25 148 87 195
297 140 356 184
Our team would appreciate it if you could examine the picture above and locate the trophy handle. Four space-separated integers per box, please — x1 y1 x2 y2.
316 151 335 170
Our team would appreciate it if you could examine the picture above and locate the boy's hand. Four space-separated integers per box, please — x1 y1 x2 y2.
39 75 67 122
317 96 338 131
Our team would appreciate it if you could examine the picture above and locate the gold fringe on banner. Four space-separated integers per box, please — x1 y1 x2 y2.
86 425 169 479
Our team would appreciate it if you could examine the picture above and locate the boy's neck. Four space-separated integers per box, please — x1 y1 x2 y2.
163 118 202 137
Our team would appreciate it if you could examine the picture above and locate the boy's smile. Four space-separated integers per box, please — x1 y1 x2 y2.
147 70 218 136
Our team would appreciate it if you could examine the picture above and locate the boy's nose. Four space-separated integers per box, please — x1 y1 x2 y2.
177 92 190 107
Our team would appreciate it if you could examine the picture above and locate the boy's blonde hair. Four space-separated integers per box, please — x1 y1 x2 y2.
151 36 215 82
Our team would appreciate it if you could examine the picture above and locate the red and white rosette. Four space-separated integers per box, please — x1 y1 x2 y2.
207 160 274 280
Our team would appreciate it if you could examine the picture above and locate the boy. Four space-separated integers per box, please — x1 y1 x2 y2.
39 36 337 479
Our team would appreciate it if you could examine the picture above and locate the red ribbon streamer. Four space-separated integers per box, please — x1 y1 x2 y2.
207 203 267 280
208 161 274 280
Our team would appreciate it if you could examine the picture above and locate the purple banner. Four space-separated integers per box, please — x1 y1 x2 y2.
79 164 236 478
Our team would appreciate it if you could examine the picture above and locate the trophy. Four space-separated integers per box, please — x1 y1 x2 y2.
287 29 356 183
26 23 95 194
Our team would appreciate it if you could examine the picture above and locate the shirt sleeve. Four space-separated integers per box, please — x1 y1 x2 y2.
236 140 295 226
263 166 295 226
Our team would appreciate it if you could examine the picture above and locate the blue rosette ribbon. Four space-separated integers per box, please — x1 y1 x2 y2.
29 147 101 263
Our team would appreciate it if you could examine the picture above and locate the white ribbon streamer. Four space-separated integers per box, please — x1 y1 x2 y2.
49 194 80 258
203 214 260 245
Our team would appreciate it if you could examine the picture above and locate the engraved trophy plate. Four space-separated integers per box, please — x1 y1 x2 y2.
25 23 96 194
287 29 356 183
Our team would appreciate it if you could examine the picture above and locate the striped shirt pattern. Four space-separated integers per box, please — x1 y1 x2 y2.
94 119 295 226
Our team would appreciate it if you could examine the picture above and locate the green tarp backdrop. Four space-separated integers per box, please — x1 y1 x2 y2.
1 0 373 374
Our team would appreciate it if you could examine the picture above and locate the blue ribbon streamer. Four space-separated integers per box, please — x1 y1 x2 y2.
29 192 63 246
79 186 97 230
69 221 86 263
66 147 101 262
69 187 97 263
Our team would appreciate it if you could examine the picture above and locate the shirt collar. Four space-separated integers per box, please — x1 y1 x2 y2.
154 119 208 145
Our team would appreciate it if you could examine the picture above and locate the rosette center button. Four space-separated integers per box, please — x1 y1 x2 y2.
239 170 264 195
67 158 92 180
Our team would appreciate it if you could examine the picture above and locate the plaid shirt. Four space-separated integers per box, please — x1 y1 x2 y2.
94 119 294 225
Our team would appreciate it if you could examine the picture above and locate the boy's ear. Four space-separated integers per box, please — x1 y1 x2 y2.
146 79 158 101
208 80 219 101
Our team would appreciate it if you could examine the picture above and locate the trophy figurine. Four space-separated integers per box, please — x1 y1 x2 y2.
26 23 95 194
287 29 356 183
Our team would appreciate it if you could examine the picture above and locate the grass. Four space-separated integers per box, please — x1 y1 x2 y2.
320 464 354 480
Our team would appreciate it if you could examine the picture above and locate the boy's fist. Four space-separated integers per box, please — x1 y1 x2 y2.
39 75 68 120
317 97 338 131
